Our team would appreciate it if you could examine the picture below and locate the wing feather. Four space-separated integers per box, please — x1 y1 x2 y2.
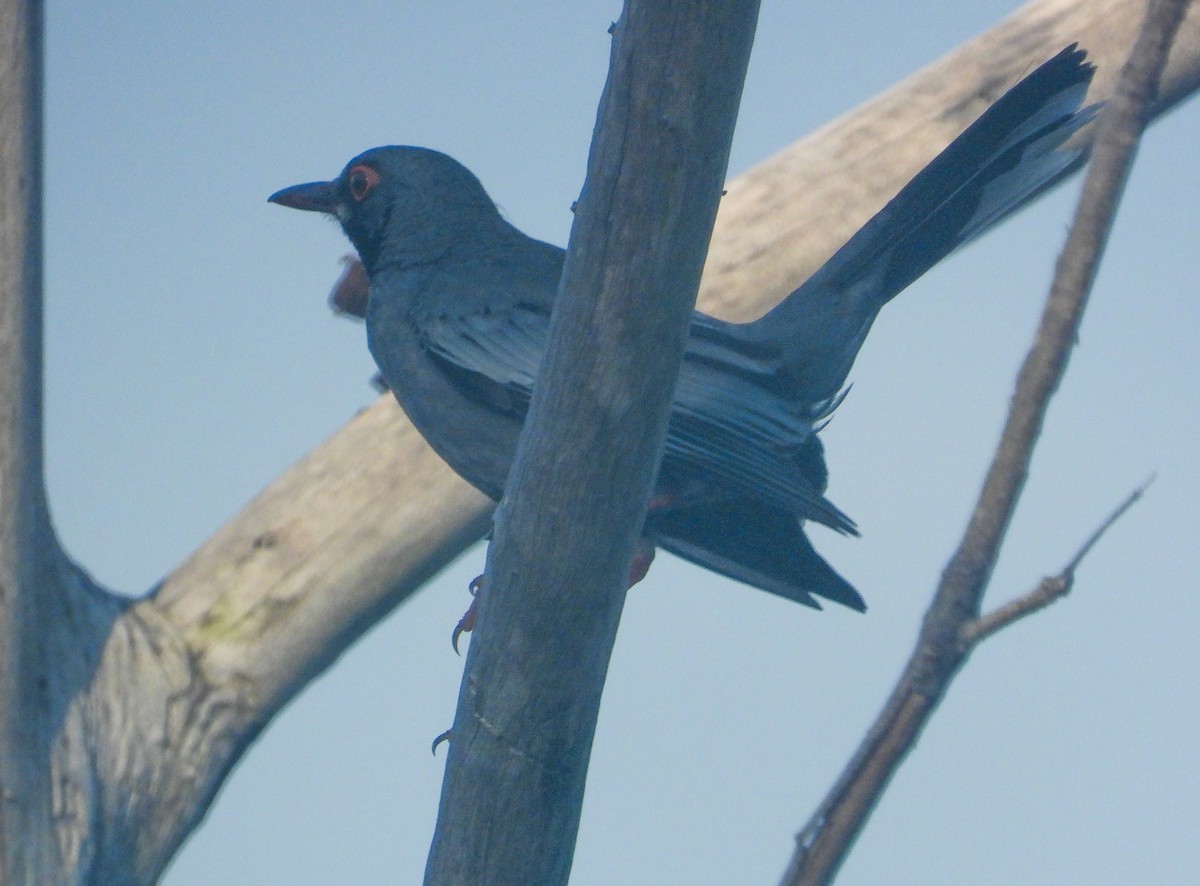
416 281 854 532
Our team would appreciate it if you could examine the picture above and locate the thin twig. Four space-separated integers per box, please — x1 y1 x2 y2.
1061 473 1155 574
961 477 1153 645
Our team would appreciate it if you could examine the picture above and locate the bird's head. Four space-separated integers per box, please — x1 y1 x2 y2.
268 145 501 275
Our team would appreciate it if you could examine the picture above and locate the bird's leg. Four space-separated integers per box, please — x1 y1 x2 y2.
451 488 674 652
625 487 678 586
440 540 655 747
436 578 484 750
628 538 657 587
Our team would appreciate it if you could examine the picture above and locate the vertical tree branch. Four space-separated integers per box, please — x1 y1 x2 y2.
424 2 761 884
781 1 1191 883
0 0 62 877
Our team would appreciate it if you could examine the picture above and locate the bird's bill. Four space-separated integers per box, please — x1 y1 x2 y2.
267 180 339 214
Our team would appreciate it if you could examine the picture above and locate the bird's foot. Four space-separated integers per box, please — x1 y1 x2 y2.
451 574 483 654
451 545 653 653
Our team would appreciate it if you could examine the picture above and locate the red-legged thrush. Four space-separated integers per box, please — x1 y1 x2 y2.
270 47 1096 614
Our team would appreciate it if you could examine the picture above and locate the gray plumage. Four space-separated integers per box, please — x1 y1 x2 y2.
270 46 1096 612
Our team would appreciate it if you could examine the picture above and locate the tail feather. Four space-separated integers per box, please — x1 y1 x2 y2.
649 47 1099 615
647 499 866 612
861 47 1097 301
754 45 1098 402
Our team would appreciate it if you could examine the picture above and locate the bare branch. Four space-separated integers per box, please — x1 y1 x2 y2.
424 3 761 883
962 478 1152 644
0 0 64 877
1059 474 1154 574
781 3 1190 884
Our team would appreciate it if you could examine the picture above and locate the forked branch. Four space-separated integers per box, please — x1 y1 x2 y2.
780 1 1189 883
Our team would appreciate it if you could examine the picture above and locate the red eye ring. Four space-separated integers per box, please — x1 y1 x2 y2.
347 164 381 202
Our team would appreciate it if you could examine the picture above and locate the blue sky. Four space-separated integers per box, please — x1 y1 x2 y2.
44 2 1198 884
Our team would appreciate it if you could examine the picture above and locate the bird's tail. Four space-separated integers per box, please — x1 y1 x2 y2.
648 499 866 611
752 45 1098 401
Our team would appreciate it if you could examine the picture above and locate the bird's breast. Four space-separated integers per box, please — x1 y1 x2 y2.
365 275 522 501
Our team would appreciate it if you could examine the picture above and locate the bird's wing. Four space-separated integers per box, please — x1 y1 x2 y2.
667 314 857 534
415 271 551 415
414 276 854 533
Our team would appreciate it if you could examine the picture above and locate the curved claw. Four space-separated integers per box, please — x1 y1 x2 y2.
451 575 483 653
431 729 451 755
451 616 469 655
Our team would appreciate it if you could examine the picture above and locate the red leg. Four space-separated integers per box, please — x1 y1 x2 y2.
627 538 657 587
455 520 661 652
626 486 679 587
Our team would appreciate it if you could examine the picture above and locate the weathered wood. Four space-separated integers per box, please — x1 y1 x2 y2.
423 1 761 883
0 0 61 879
701 0 1200 321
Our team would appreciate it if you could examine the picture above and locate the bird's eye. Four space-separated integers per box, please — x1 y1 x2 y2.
347 165 380 202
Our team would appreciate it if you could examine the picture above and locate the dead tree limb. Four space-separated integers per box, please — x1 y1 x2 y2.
424 2 761 883
780 2 1189 882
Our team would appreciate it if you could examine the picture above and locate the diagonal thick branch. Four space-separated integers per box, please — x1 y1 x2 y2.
780 2 1191 883
149 2 1200 762
153 0 1200 726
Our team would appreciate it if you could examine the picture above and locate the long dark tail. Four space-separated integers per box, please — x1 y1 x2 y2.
753 45 1098 402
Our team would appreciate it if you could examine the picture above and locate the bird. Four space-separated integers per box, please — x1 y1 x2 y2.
270 45 1096 622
